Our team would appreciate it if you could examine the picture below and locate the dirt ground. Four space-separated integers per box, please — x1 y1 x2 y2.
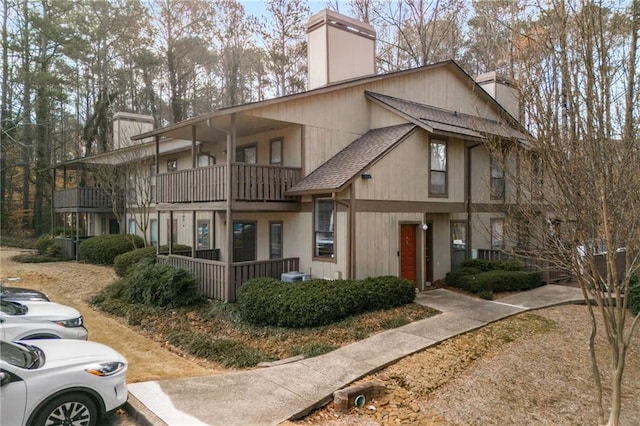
2 247 639 425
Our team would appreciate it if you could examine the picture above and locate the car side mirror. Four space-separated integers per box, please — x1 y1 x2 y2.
0 370 12 387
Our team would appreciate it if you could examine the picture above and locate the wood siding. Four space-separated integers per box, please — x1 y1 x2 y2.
156 164 301 204
157 254 299 302
53 187 122 211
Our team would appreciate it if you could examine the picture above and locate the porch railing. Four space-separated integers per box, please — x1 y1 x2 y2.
476 249 572 283
53 187 122 210
157 255 299 302
156 164 301 204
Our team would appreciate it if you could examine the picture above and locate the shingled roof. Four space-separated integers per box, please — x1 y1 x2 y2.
287 124 416 195
366 92 530 144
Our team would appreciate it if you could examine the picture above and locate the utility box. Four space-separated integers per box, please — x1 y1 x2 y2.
281 271 311 282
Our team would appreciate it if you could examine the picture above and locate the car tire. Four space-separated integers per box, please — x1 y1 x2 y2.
32 392 98 426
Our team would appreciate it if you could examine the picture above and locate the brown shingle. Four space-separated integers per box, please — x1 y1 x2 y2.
287 124 416 195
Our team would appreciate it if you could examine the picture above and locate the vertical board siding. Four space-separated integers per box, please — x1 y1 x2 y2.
158 255 299 302
53 187 121 209
157 164 301 203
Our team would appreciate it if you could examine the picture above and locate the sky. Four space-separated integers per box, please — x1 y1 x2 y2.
239 0 351 19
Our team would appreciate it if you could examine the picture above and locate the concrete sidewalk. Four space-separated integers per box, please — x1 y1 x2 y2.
126 284 585 426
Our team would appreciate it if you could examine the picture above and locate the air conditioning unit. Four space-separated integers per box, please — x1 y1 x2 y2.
280 271 311 282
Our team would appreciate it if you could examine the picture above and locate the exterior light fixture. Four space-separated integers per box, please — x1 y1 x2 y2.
361 173 372 179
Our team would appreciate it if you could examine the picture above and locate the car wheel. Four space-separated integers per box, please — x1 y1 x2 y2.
32 392 98 426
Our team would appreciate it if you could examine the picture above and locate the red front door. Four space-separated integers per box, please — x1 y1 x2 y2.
400 224 418 284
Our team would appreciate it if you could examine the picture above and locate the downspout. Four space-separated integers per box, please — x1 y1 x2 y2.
466 142 482 259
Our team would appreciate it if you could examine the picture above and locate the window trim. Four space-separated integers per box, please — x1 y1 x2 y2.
491 218 505 250
429 138 448 197
269 221 283 259
235 143 257 164
313 195 336 262
490 155 505 200
270 138 283 166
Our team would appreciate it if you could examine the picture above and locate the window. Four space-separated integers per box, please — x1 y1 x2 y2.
233 222 256 262
491 155 505 200
429 140 447 196
270 221 283 259
167 219 178 246
150 219 158 247
314 197 335 258
128 219 136 235
270 138 282 165
451 221 467 270
491 218 504 249
235 145 257 164
198 154 213 167
197 220 210 250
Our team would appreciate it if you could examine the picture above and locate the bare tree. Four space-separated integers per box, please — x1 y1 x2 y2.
490 2 639 424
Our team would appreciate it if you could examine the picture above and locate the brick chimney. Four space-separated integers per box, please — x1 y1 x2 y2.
306 9 376 90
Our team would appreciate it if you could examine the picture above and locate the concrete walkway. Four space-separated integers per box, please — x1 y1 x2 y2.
126 284 585 426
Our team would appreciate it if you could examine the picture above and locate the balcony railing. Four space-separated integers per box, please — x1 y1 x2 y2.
156 163 301 204
157 254 300 302
53 187 122 210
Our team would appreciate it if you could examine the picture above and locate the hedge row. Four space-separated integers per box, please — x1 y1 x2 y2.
237 275 416 328
630 274 640 316
113 244 192 277
78 234 144 265
445 259 543 293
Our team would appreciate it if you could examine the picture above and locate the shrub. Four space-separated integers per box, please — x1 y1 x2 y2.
114 247 157 277
461 259 523 272
445 267 482 287
629 274 640 316
78 234 144 265
11 253 66 263
35 234 54 255
457 270 543 293
119 260 200 308
237 276 416 328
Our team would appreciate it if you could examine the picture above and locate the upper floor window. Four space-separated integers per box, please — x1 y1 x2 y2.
429 139 447 196
314 197 335 259
270 138 282 165
236 145 257 164
490 155 505 200
167 159 178 172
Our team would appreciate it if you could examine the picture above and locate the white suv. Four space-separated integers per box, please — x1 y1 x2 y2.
0 299 88 341
0 339 128 426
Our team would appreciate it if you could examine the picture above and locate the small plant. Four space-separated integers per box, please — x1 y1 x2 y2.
291 342 339 358
35 234 54 255
479 290 494 300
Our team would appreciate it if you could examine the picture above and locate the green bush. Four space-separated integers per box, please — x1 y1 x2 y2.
457 270 543 293
629 274 640 316
237 276 416 328
78 234 144 265
445 267 482 286
114 247 158 277
461 259 523 272
118 260 200 308
35 234 54 255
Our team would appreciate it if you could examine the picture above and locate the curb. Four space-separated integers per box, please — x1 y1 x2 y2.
124 393 168 426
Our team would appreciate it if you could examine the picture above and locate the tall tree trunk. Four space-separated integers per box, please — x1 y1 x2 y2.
1 0 10 229
21 0 32 230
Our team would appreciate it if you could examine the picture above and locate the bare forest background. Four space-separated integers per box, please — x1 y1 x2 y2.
0 0 637 237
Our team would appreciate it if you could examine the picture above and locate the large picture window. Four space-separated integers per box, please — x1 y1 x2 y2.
314 197 334 258
233 221 256 262
430 140 447 196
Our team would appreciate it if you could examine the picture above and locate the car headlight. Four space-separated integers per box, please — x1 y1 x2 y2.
55 316 83 327
85 361 126 377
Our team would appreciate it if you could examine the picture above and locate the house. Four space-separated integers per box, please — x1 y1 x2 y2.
52 10 531 301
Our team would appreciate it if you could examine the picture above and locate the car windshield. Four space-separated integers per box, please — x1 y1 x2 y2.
0 341 43 369
0 300 27 315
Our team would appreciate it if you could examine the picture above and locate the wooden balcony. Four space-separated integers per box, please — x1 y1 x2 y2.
53 187 123 212
156 163 302 204
157 254 300 302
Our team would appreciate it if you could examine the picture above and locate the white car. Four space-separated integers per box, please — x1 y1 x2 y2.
0 339 128 426
0 299 88 341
